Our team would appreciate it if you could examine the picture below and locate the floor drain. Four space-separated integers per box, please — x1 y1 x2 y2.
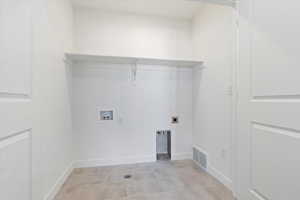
124 174 132 179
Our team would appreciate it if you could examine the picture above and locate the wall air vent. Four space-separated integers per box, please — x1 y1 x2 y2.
193 146 207 169
156 130 171 160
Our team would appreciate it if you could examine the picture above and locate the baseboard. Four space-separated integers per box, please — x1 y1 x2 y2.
43 162 74 200
73 155 156 168
192 145 233 191
172 152 192 160
193 159 233 191
207 165 233 191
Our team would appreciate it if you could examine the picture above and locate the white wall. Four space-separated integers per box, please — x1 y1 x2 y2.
72 5 236 191
192 3 236 189
72 63 193 167
73 7 194 60
31 0 73 199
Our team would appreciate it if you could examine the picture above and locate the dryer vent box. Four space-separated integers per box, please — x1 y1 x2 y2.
100 110 114 120
172 116 179 124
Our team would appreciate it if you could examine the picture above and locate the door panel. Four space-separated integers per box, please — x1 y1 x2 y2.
0 0 32 200
0 0 32 95
251 0 300 97
252 124 300 200
0 101 32 139
238 0 300 200
0 131 31 200
252 101 300 131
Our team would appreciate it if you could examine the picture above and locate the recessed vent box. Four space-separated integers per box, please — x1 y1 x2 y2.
99 110 114 120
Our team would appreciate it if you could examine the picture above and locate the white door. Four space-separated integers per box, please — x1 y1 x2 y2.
0 0 32 199
237 0 300 200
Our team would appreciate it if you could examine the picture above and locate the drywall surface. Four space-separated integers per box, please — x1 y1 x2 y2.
31 0 73 199
73 7 194 60
192 3 236 189
72 63 193 166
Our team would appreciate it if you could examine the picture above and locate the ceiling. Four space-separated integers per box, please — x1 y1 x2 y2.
71 0 205 20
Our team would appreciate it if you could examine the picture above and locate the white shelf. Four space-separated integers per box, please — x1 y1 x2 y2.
65 53 203 68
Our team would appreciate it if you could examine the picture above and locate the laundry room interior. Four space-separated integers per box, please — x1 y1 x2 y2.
3 0 298 200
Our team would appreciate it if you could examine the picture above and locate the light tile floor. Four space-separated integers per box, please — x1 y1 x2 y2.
55 160 234 200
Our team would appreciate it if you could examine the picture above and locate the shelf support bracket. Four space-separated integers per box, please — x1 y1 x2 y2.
131 61 138 83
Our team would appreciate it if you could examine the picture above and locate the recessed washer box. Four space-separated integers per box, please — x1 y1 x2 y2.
99 110 114 120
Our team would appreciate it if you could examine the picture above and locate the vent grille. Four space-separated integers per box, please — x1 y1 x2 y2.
193 147 207 169
156 130 171 160
156 131 168 154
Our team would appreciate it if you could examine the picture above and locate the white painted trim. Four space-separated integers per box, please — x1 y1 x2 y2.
73 155 156 168
207 164 233 191
43 162 74 200
193 158 233 192
231 5 239 198
172 152 192 160
250 189 268 200
0 131 30 149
